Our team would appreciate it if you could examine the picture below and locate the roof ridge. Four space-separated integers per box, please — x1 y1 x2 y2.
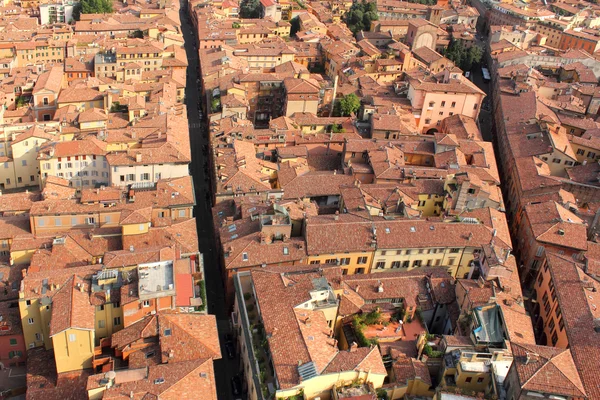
548 350 585 395
161 314 218 358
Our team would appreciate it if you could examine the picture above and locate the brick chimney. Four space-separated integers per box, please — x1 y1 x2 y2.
350 342 358 352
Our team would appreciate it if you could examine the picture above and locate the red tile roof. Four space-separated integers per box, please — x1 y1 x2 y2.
509 342 586 398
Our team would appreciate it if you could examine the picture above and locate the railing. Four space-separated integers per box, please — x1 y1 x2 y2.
234 274 265 400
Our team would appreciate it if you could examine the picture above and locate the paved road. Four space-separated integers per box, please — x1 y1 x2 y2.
470 63 493 142
178 3 241 399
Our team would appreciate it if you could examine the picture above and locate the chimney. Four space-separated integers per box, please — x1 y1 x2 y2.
525 352 539 365
355 285 360 294
378 282 384 293
468 232 473 241
477 276 485 288
169 349 175 359
130 245 135 252
135 153 142 163
350 342 358 352
334 211 339 221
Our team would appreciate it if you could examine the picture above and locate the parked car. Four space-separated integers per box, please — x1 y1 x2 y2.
225 342 235 359
231 376 242 396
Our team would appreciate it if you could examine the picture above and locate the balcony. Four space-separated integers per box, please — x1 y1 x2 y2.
235 273 272 400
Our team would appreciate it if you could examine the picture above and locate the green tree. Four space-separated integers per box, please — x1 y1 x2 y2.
240 0 261 18
211 97 221 113
339 93 361 116
344 0 379 35
464 45 483 71
73 0 113 20
444 38 483 72
232 21 241 29
130 29 144 39
290 16 300 37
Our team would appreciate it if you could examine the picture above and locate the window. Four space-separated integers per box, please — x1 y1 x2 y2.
143 300 150 307
536 246 545 257
552 158 561 163
439 111 444 116
357 256 368 264
21 160 26 166
551 330 558 346
451 101 456 108
8 351 22 359
140 173 149 180
30 175 35 182
127 174 135 181
178 210 186 217
69 333 76 342
477 377 484 383
465 377 472 383
98 320 105 328
441 101 446 107
164 329 172 336
402 260 410 268
577 149 585 155
448 258 456 265
559 317 565 331
28 318 34 324
391 261 401 269
114 317 121 326
473 103 478 110
356 268 365 274
340 257 350 265
588 152 596 159
413 260 422 268
450 248 460 253
548 318 555 331
375 261 385 269
9 338 17 346
43 97 49 105
309 260 321 265
242 252 248 261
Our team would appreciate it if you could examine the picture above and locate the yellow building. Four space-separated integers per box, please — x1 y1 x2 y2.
439 350 506 394
305 216 505 278
233 44 295 72
305 215 376 275
19 266 102 373
10 125 57 189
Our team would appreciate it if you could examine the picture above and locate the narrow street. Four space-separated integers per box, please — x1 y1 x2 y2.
178 2 241 399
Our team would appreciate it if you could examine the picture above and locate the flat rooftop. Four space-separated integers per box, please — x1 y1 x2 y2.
137 261 175 300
